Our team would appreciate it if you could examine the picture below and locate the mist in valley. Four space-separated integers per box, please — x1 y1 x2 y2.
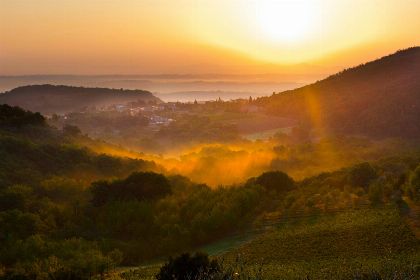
1 1 420 279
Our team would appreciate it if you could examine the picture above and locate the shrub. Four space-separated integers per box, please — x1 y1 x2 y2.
91 172 171 206
156 252 221 280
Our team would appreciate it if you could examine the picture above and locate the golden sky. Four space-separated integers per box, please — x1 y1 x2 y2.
1 0 419 75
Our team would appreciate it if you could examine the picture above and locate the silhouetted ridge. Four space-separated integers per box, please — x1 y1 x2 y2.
0 84 162 114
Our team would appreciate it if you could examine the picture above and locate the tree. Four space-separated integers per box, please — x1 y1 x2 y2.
254 171 295 194
0 210 43 240
94 154 122 175
0 185 32 211
368 181 383 205
408 165 420 200
348 162 377 189
39 177 84 203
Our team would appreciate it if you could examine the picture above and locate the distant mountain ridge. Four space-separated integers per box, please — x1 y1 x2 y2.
0 84 162 114
258 47 420 138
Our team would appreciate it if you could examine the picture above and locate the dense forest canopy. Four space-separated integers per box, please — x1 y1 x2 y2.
0 104 419 279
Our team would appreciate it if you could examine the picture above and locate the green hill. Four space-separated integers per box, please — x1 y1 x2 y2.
0 104 158 188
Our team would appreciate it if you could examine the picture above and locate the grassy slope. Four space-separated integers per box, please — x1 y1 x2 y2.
221 207 420 279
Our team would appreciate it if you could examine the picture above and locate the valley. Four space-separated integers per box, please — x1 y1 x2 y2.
0 48 420 279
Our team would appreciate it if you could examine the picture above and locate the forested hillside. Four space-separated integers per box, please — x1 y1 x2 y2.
258 47 420 138
1 105 420 279
0 104 158 187
0 105 269 277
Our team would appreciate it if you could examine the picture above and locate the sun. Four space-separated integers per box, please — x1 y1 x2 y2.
256 0 316 43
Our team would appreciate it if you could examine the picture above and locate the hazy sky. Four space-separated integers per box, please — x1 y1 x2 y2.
1 0 419 75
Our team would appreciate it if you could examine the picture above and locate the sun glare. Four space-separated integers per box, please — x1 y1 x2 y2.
256 0 317 43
